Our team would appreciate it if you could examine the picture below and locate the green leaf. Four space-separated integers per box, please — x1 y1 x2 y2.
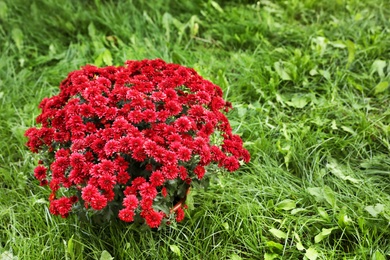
309 69 318 76
67 235 74 258
314 227 337 243
88 22 96 38
12 28 24 51
312 36 328 56
230 254 242 260
326 160 360 184
307 187 324 202
345 40 355 67
319 70 331 81
266 241 283 251
286 95 309 108
365 204 384 217
100 250 113 260
291 208 306 215
317 207 330 221
275 199 296 211
338 212 354 227
274 62 291 80
0 2 8 20
0 251 18 260
269 228 287 239
341 126 357 136
210 1 224 13
189 15 199 37
305 247 319 260
373 81 389 95
264 253 279 260
169 244 181 257
102 49 113 66
371 60 387 78
162 12 172 41
236 106 247 117
222 222 230 231
296 242 305 251
372 250 386 260
323 185 336 208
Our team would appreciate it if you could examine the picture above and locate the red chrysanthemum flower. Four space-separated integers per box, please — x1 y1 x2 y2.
144 210 164 228
34 165 47 181
175 207 185 222
123 194 139 210
118 208 135 222
25 59 250 227
150 170 165 187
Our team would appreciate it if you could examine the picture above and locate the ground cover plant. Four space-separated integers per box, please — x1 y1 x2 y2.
0 0 389 259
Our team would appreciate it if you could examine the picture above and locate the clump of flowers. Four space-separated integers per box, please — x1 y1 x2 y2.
25 59 250 228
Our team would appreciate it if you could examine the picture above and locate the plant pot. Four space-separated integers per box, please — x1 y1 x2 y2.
170 187 191 214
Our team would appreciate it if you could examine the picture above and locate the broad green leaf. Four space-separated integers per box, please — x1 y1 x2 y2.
237 107 247 117
354 13 363 21
274 61 291 80
162 12 172 41
305 247 319 260
269 228 287 239
291 208 306 215
338 212 354 227
312 36 328 56
341 126 357 136
348 78 363 91
100 250 113 260
307 187 324 202
323 185 336 208
264 253 279 260
189 15 199 37
345 40 355 67
314 227 337 243
230 254 242 260
102 49 113 66
0 251 18 260
67 235 74 257
210 1 224 13
275 199 296 211
267 199 275 208
222 222 230 231
371 60 387 78
319 70 331 80
185 189 195 210
329 41 346 48
169 245 181 257
373 81 389 95
12 28 24 51
266 241 283 251
317 207 330 221
372 250 386 260
309 69 318 76
286 95 308 108
326 160 360 184
88 22 96 38
365 204 384 217
0 2 8 20
331 120 338 130
296 242 305 251
143 11 155 25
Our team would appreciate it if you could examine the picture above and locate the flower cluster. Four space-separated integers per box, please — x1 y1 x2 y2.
25 59 250 228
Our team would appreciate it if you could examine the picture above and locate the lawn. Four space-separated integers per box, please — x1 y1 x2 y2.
0 0 389 259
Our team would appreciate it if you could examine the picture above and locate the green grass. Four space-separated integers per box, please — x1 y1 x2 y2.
1 0 390 259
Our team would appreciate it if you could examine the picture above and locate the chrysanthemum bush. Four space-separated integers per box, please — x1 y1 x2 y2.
25 59 250 228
